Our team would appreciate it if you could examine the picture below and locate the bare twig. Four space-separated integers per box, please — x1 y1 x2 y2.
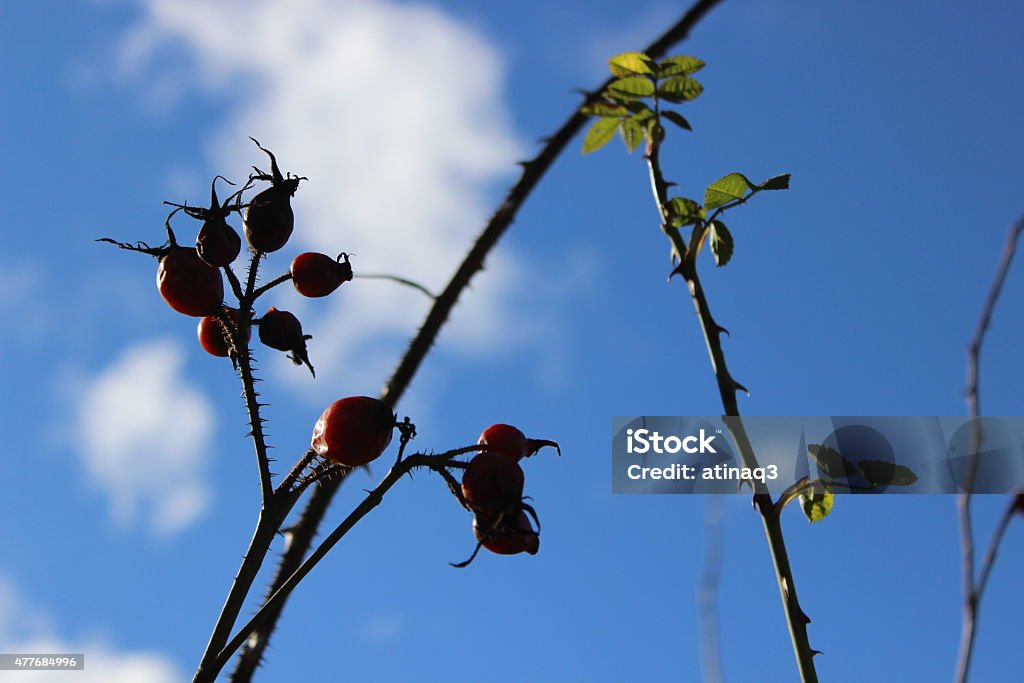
356 272 436 299
228 2 726 678
698 495 726 683
954 214 1023 683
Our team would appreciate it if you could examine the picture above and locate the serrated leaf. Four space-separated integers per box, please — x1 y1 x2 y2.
609 75 655 99
657 55 706 77
657 76 704 102
581 101 630 118
858 460 918 486
704 173 753 210
619 118 645 153
807 444 860 480
661 110 692 131
609 52 654 77
800 480 834 523
709 220 733 267
759 173 791 191
668 197 702 226
582 117 619 154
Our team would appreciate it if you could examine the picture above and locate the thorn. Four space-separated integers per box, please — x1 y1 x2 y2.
810 650 824 658
734 379 750 396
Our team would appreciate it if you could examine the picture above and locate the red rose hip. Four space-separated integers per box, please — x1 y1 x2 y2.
461 452 525 513
291 252 353 298
311 396 395 467
157 246 224 317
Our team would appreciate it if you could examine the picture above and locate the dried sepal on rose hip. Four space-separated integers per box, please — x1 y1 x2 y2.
310 396 396 467
244 138 305 253
478 423 561 461
291 252 353 298
197 308 248 358
460 451 525 513
157 245 224 317
257 307 315 376
473 510 540 556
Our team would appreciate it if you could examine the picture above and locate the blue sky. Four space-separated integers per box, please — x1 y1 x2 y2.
1 0 1022 681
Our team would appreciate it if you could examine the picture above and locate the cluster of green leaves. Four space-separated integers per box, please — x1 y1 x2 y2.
582 52 704 154
795 444 919 522
673 172 791 267
582 52 790 269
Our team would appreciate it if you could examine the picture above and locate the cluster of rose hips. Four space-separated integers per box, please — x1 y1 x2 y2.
456 424 559 566
103 139 560 569
308 402 558 566
114 138 353 376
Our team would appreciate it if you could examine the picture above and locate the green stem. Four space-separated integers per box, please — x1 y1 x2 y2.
646 136 819 683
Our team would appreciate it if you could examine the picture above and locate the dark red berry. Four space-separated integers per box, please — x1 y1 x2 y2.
461 452 525 513
311 396 395 467
258 307 314 375
291 252 353 298
243 139 304 253
197 308 247 357
473 511 539 556
157 246 224 317
197 217 241 267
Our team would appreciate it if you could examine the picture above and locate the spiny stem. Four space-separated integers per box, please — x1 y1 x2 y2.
645 130 818 682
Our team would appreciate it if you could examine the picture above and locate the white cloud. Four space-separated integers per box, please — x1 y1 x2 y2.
76 338 213 535
0 574 183 683
118 0 536 397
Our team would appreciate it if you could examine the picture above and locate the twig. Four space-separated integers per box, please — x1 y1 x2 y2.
228 2 726 678
954 214 1023 683
356 272 436 299
698 495 726 683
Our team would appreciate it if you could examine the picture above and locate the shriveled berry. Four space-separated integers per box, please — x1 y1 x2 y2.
461 452 525 513
311 396 395 467
157 246 224 317
258 307 314 376
473 511 539 556
197 217 241 267
291 252 353 298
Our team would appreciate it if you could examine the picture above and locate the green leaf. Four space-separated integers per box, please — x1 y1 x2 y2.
582 118 619 154
581 101 630 118
800 480 834 523
858 460 918 487
807 444 860 480
657 55 706 78
704 172 753 210
668 197 702 226
709 220 733 267
619 118 645 153
661 110 692 131
759 173 791 191
657 76 703 102
609 75 655 99
609 52 654 77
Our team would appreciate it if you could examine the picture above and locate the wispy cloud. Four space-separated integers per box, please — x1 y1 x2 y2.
118 0 537 396
75 338 213 535
0 574 183 683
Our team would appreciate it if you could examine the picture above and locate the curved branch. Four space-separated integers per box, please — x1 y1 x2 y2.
955 214 1024 683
